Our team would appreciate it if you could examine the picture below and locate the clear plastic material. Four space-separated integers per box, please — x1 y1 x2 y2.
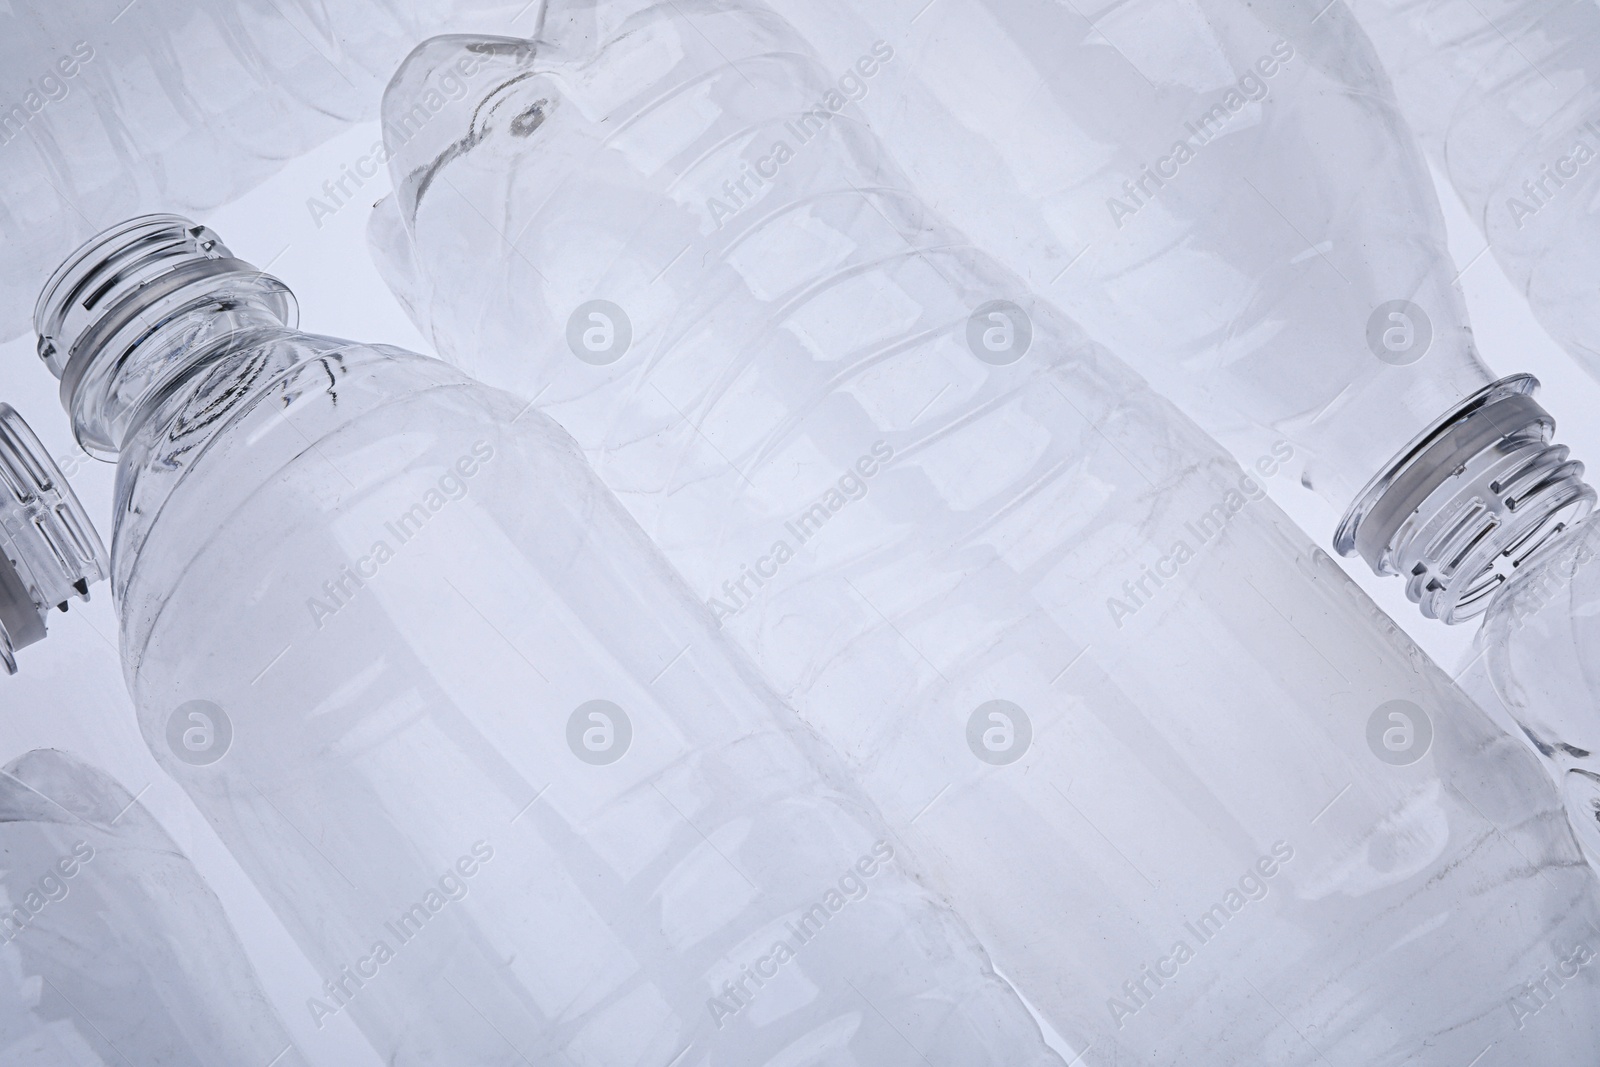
0 404 105 673
371 6 1600 1061
0 0 526 343
1349 0 1600 378
750 0 1488 506
0 747 309 1066
34 217 1061 1067
724 0 1592 623
1476 520 1600 866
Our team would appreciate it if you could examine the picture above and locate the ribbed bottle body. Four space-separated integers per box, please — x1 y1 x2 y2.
373 7 1600 1060
719 0 1498 511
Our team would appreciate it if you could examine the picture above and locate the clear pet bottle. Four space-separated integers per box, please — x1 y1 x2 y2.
23 213 1063 1067
739 0 1594 626
368 6 1600 1062
1473 520 1600 860
758 0 1600 874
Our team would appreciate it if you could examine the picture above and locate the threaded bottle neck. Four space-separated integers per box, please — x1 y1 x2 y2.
1335 375 1595 623
34 215 297 458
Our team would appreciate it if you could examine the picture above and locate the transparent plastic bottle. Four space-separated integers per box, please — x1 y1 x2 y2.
1347 0 1600 378
0 0 527 344
24 214 1062 1067
1472 520 1600 857
369 7 1600 1061
721 0 1593 626
732 0 1600 893
764 0 1600 871
0 746 311 1065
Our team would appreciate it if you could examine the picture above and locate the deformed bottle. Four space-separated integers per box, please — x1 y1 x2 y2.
368 5 1600 1061
22 214 1064 1067
0 746 312 1065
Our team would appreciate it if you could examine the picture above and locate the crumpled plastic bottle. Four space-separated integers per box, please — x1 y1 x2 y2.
0 746 311 1066
366 4 1600 1061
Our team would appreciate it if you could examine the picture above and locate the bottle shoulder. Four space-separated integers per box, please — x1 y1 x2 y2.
109 331 503 606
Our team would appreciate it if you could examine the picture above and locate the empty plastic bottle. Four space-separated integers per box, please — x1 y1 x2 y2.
768 0 1600 870
744 0 1594 627
1348 0 1600 380
0 0 530 344
22 214 1062 1067
0 746 311 1065
771 0 1600 868
368 6 1600 1061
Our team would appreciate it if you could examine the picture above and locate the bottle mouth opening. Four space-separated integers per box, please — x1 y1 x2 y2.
36 215 225 373
1334 375 1541 558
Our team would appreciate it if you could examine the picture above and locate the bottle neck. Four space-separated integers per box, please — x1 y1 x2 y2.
70 302 290 459
1335 375 1595 623
34 215 298 459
